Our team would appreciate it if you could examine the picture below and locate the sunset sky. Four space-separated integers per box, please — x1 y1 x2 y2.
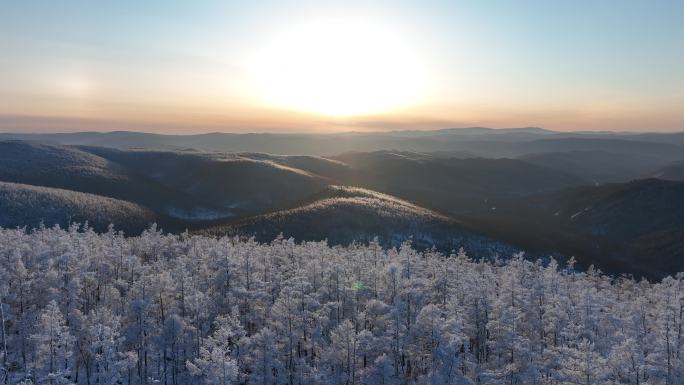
1 0 682 133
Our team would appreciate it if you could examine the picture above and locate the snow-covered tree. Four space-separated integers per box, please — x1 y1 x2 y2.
0 224 680 385
31 300 74 385
187 315 241 385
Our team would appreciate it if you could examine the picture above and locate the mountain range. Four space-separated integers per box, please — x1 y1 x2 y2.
1 127 683 278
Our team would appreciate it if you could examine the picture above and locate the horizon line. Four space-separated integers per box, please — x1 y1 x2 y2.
3 127 684 136
1 114 683 135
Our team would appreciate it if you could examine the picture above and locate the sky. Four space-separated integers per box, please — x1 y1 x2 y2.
1 0 682 133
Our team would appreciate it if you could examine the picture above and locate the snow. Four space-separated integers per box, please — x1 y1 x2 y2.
0 225 681 384
570 207 590 219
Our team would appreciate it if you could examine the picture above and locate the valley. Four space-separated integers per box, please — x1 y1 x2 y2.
2 127 683 278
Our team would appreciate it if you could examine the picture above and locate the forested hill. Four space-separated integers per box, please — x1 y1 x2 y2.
0 225 682 385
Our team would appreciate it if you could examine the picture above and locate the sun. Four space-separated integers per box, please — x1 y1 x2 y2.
247 18 428 117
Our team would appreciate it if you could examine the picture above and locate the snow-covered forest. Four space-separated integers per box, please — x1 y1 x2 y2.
0 224 682 385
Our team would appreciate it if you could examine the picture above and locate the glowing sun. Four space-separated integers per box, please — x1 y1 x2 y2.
248 18 428 117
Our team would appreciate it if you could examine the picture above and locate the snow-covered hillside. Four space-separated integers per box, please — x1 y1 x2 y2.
0 225 681 384
0 182 156 233
212 186 519 257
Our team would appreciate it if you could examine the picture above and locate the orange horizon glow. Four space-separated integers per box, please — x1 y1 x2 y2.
1 2 682 134
2 104 684 135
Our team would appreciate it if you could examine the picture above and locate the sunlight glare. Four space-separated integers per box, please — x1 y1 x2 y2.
248 18 428 117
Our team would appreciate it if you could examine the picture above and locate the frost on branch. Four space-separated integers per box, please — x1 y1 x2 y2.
0 225 682 384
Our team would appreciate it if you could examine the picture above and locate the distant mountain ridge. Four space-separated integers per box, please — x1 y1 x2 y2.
3 127 684 156
519 150 667 183
1 132 684 278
